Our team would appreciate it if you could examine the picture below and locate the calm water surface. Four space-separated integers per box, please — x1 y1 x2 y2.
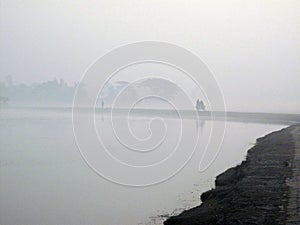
0 108 286 225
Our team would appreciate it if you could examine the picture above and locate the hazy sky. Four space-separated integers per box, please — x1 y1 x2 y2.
1 0 299 113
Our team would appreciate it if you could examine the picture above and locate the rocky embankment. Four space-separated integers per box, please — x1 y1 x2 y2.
164 124 300 225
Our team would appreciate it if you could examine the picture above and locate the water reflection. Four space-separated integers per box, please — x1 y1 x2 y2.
195 119 205 130
0 108 285 225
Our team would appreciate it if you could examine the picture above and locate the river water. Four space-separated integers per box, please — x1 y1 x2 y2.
0 108 285 225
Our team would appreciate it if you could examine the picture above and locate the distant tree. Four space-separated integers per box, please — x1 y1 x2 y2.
5 75 13 86
0 81 5 95
0 81 9 105
0 96 8 105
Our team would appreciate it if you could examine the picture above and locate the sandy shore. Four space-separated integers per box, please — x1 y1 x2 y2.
164 124 300 225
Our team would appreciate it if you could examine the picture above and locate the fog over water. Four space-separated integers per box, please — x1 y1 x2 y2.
0 108 286 225
0 1 299 225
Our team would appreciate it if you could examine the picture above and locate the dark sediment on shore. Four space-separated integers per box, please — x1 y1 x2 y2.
164 124 300 225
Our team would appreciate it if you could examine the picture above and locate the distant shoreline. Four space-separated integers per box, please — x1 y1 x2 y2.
2 106 300 125
164 124 300 225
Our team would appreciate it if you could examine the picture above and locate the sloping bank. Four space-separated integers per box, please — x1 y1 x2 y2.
165 124 300 225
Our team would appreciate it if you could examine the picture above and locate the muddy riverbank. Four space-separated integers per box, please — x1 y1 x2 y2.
165 124 300 225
